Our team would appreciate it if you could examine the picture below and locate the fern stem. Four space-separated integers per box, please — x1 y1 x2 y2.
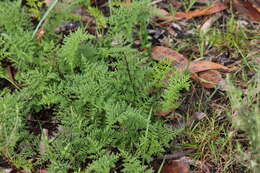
32 0 58 38
6 78 21 90
157 158 166 173
123 56 137 97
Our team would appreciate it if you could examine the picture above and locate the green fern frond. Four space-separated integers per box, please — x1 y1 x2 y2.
59 28 94 72
161 70 190 111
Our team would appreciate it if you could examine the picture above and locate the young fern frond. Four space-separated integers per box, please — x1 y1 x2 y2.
59 28 94 72
108 0 151 43
161 70 190 111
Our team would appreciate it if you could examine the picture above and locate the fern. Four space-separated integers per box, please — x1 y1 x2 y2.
25 0 45 20
0 1 190 172
108 0 151 43
161 70 190 111
59 28 95 72
88 6 107 28
85 152 118 173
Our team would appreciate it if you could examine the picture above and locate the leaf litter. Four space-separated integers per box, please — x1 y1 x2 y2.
151 46 231 88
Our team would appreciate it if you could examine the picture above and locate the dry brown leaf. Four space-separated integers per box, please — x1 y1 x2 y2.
151 48 231 89
5 65 15 84
187 112 207 125
198 70 222 88
161 160 190 173
234 0 260 22
191 112 207 121
36 28 45 41
159 1 228 22
37 170 48 173
151 46 189 69
155 108 175 117
188 61 230 88
200 13 222 33
249 0 260 12
188 60 231 73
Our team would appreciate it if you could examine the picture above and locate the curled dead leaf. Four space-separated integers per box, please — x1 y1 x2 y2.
155 107 175 117
200 13 222 33
191 112 207 121
151 46 189 69
189 61 231 73
234 0 260 22
37 170 48 173
249 0 260 12
159 1 228 22
198 70 222 88
161 160 190 173
36 28 45 40
188 61 231 88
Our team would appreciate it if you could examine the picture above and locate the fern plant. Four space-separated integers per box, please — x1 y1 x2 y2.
0 0 191 172
153 58 190 112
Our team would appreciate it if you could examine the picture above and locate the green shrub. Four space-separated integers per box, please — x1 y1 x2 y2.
0 1 190 172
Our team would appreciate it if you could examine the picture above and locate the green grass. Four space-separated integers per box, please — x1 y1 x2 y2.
174 9 260 172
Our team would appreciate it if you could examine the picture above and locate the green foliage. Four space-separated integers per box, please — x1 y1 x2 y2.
153 59 190 111
59 28 94 72
25 0 45 19
153 58 174 87
108 0 151 44
85 153 118 173
0 1 189 172
88 7 107 28
227 68 260 172
0 1 32 33
161 70 190 111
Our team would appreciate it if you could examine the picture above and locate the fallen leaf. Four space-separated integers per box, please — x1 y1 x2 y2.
200 13 222 33
234 0 260 22
151 46 189 69
190 112 207 121
3 65 20 89
187 112 207 125
161 160 190 173
39 129 48 154
3 169 12 173
188 61 231 88
151 48 231 88
188 61 231 73
159 1 228 22
249 0 260 12
4 65 15 84
38 170 48 173
36 28 45 40
155 108 175 117
198 70 222 88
